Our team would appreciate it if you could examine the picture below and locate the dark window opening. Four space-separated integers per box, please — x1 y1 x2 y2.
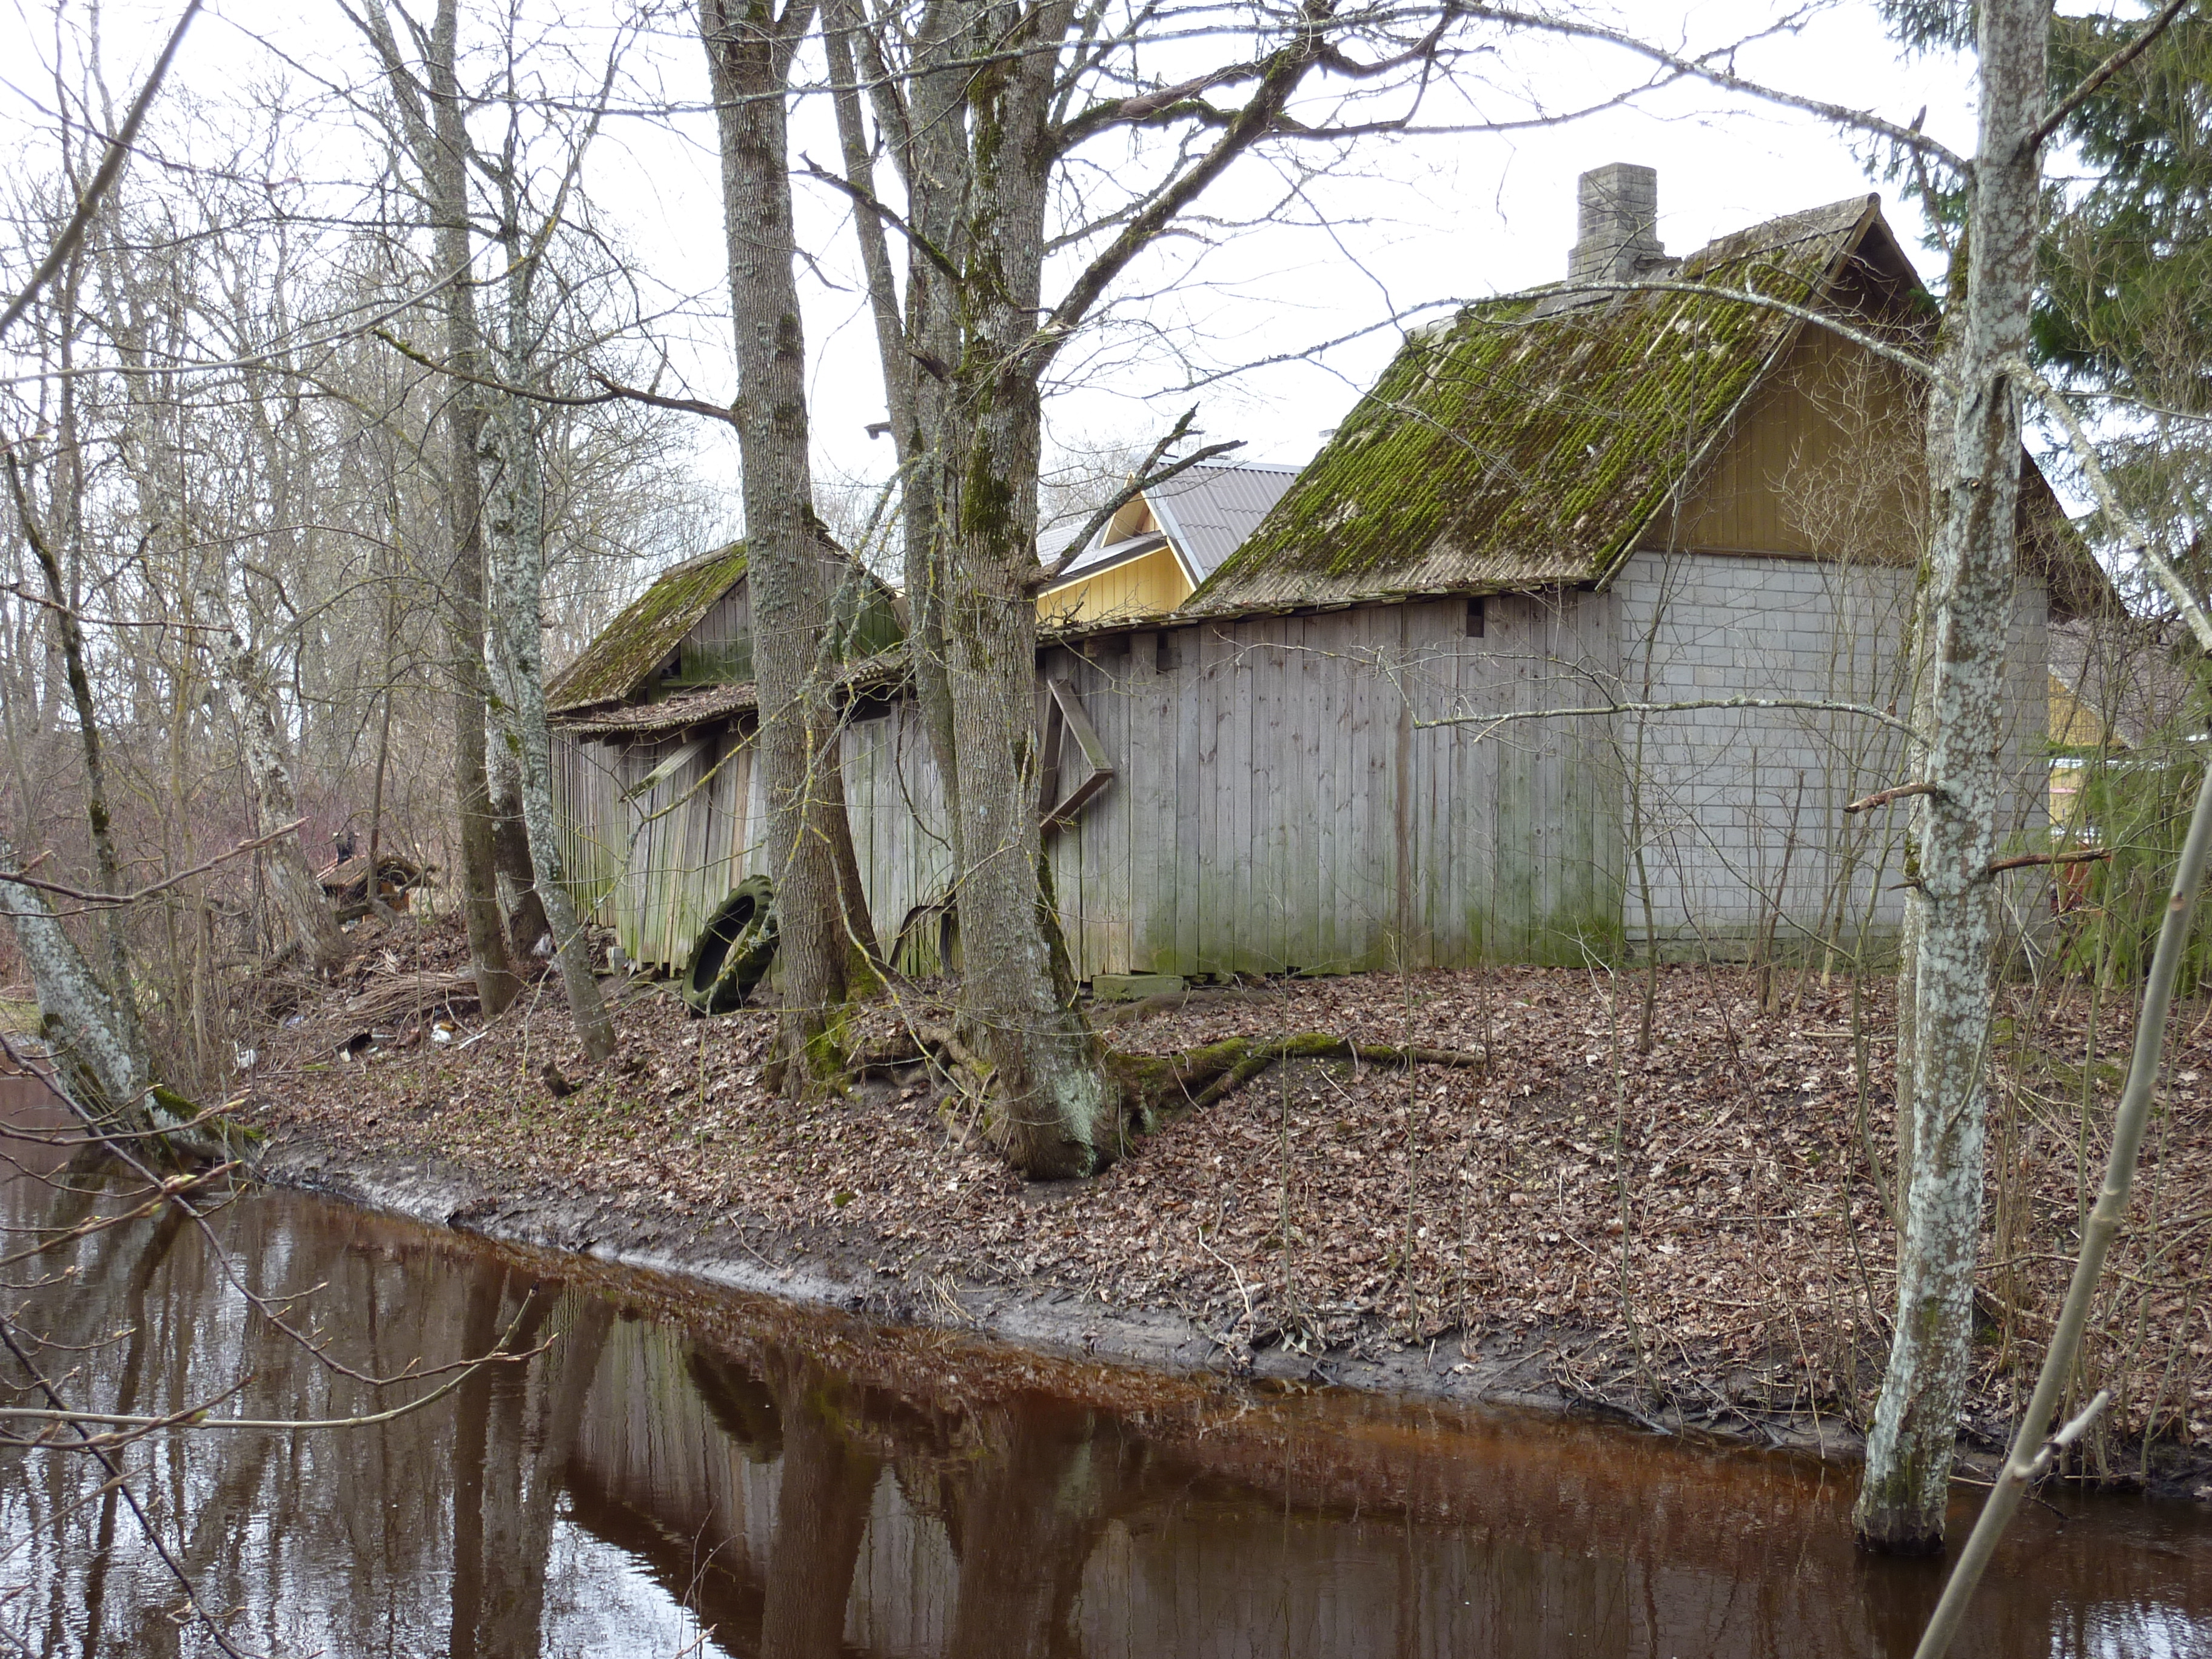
1466 597 1487 638
1156 631 1179 674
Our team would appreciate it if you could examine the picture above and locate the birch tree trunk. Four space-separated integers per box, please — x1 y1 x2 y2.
1891 264 1965 1220
196 583 349 976
701 0 873 1093
480 245 618 1065
9 484 134 1018
1854 0 2048 1553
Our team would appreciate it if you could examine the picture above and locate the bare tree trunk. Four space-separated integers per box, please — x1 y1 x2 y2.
1854 0 2048 1553
0 837 209 1153
354 0 523 1015
701 0 863 1093
196 585 348 976
480 235 617 1065
5 457 135 1014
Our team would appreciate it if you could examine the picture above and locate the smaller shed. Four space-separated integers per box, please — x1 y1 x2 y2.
548 543 901 970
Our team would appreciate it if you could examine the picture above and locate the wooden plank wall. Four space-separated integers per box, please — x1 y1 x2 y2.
552 726 759 970
840 703 957 971
677 586 752 682
560 592 1627 979
1028 592 1624 977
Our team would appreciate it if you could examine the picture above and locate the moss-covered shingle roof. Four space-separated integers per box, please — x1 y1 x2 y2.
1187 196 1890 615
546 543 748 714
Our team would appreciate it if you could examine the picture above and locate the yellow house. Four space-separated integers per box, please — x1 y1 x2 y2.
1037 460 1301 625
2046 618 2199 828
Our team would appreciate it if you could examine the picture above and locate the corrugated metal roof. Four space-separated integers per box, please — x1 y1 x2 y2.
1145 460 1302 580
1185 196 1889 616
1038 460 1302 589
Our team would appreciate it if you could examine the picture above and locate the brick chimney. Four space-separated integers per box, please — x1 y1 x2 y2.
1569 163 1664 285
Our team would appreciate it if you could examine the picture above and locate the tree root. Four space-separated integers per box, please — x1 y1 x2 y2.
1106 1032 1485 1138
851 1022 1484 1170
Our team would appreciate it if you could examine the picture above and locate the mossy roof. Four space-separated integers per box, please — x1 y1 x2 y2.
546 543 748 714
1187 196 1892 615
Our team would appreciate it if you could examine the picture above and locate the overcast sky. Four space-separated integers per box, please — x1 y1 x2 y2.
5 1 2103 546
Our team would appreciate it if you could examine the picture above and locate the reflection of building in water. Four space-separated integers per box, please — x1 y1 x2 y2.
562 1312 2212 1659
5 1165 2210 1659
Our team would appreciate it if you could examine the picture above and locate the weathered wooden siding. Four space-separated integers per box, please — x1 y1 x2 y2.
676 585 752 683
560 564 2050 980
839 703 957 973
554 726 759 970
561 594 1628 978
823 593 1626 980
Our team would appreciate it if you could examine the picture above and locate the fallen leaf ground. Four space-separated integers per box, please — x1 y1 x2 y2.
247 913 2212 1492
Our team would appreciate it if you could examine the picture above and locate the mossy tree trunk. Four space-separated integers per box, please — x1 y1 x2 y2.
907 3 1335 1176
0 836 213 1158
701 0 881 1095
1854 0 2048 1555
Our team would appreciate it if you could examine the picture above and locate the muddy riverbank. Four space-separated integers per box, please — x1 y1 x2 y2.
238 914 2212 1498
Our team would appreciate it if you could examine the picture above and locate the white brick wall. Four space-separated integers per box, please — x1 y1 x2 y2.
1614 550 2048 955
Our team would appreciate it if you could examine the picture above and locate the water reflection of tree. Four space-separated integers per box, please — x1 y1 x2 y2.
945 1401 1144 1659
757 1352 882 1659
449 1275 612 1659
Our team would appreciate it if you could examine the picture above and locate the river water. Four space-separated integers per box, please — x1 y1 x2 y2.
2 1101 2209 1658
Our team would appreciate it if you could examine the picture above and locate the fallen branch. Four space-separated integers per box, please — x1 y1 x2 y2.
0 818 308 914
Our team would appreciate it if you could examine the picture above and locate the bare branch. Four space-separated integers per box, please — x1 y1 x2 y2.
2005 352 2212 654
1844 780 1948 814
1983 848 2110 877
2027 0 2197 155
1461 4 1972 177
796 155 962 285
0 0 204 340
1539 277 1946 387
1417 695 1925 746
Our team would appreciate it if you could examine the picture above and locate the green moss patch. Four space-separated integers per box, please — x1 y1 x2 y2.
547 543 749 713
1190 197 1884 615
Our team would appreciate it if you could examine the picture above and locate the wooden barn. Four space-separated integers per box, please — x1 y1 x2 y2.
551 169 2103 982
